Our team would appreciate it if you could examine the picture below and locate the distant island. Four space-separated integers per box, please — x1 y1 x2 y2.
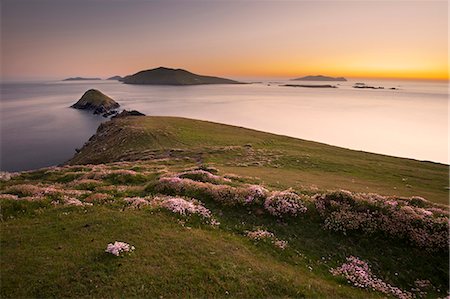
282 84 336 88
121 67 243 85
291 75 347 82
62 77 102 81
71 89 120 117
107 76 123 81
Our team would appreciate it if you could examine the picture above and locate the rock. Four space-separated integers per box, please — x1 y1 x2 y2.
111 110 146 119
71 89 120 115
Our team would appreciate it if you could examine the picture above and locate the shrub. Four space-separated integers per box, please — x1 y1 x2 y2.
264 191 308 217
331 256 412 299
315 190 449 251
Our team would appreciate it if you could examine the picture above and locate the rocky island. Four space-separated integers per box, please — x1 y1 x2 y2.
62 77 102 81
291 75 347 81
71 89 120 116
281 84 337 88
121 66 243 85
107 76 123 81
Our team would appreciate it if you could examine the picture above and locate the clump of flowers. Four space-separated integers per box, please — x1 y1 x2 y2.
246 229 288 250
84 193 111 203
0 194 19 200
314 190 449 251
105 241 135 256
155 196 219 226
124 197 150 209
242 185 269 204
178 169 230 184
61 196 92 207
246 229 274 240
6 184 43 197
160 197 212 219
0 171 18 181
273 240 288 249
264 191 308 217
331 256 412 299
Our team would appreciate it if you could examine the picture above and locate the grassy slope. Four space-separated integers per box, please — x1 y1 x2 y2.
1 116 448 298
1 206 379 298
70 116 448 204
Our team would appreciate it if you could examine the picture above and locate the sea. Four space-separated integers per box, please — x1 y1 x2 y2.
0 78 448 172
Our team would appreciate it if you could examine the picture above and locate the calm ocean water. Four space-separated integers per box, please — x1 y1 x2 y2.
0 79 448 171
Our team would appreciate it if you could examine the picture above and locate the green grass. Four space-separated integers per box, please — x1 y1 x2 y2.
2 205 383 298
70 116 448 204
1 116 448 298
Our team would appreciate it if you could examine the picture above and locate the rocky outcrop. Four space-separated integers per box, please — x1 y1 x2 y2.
71 89 120 115
111 110 146 119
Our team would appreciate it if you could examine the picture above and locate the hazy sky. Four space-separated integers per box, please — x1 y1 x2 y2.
1 0 448 80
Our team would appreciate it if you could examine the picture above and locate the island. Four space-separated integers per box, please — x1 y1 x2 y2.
62 77 102 81
70 89 120 116
107 76 123 81
291 75 347 82
121 66 243 85
281 84 336 88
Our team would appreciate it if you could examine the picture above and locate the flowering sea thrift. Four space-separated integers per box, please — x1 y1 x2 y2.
246 229 274 240
160 197 212 219
264 191 308 217
62 196 92 207
156 176 269 206
124 197 150 209
331 256 412 299
246 229 288 250
244 185 269 204
0 194 19 200
105 241 135 256
315 190 449 251
178 169 230 184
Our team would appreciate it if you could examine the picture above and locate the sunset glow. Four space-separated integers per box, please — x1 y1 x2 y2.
1 0 448 81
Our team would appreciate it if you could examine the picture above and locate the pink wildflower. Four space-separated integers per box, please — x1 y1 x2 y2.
273 240 288 250
160 197 212 219
331 256 412 299
0 194 19 200
124 197 150 209
105 241 135 256
264 191 308 217
246 229 274 240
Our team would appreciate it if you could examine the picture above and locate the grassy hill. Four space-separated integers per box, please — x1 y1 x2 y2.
70 116 448 204
1 116 448 298
121 67 243 85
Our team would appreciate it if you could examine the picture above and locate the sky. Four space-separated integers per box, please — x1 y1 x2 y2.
1 0 448 81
